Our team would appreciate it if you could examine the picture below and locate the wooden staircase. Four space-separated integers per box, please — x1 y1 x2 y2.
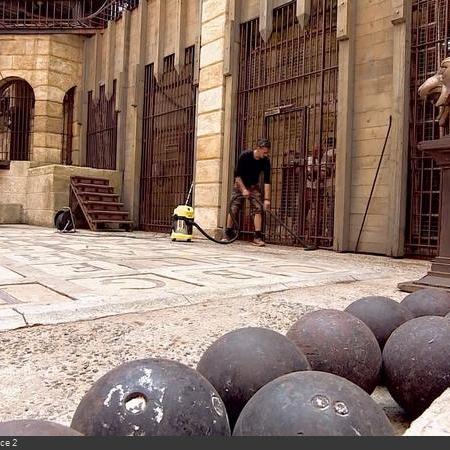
70 176 133 231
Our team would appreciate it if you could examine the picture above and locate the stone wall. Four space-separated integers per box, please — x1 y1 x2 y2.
0 34 84 165
0 162 29 223
25 165 122 227
0 162 121 227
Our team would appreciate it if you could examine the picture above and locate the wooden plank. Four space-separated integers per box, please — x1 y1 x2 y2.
154 0 166 81
174 0 186 73
388 1 412 256
259 0 273 42
296 0 311 30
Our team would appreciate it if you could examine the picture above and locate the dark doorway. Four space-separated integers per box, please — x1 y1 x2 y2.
62 86 76 165
0 78 35 162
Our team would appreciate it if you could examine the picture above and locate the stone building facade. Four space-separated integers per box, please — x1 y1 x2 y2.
0 0 441 258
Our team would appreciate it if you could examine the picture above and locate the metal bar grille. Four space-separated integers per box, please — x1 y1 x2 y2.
62 86 75 165
0 79 35 161
0 1 139 34
406 0 449 258
235 0 338 248
139 47 197 232
86 83 118 170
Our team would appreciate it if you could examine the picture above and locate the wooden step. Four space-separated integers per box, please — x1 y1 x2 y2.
88 210 130 220
71 176 109 186
78 192 120 202
92 219 134 224
70 175 133 232
74 183 114 194
85 201 124 211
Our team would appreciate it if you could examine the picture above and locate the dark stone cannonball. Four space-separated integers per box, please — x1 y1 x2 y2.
344 296 413 349
233 371 395 436
383 316 450 418
400 288 450 318
197 327 310 428
286 309 381 393
71 358 230 436
0 420 82 436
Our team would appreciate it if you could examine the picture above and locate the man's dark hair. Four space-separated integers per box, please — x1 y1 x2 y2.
257 138 271 149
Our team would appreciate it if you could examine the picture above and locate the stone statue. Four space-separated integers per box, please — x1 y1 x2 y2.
418 56 450 130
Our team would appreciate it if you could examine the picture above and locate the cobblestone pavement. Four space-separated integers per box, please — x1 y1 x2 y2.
0 225 430 434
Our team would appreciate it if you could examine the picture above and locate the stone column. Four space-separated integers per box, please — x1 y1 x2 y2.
194 0 229 233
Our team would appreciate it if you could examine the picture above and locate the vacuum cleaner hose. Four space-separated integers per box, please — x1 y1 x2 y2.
192 194 313 249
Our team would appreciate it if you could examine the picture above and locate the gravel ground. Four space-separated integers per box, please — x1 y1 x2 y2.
0 270 424 435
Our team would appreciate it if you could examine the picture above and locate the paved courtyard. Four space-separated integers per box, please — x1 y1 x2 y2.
0 225 432 433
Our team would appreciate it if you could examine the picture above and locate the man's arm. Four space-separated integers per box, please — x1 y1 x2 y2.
263 159 271 209
234 153 249 197
235 176 249 197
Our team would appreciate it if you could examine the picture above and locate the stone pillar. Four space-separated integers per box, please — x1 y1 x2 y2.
194 0 229 232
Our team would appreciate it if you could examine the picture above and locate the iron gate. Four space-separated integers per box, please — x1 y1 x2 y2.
235 0 338 247
86 82 118 170
0 78 34 161
139 47 196 232
406 0 449 258
62 86 75 165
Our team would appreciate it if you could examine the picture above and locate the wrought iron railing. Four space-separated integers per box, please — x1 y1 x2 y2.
406 0 448 258
0 1 139 34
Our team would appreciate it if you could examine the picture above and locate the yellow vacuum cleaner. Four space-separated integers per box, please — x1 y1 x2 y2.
170 183 311 247
171 183 194 242
171 204 194 242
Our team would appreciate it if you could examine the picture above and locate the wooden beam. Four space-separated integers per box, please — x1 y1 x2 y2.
333 0 355 251
174 0 186 73
259 0 273 43
193 0 202 86
388 1 412 256
337 0 350 41
104 20 116 99
154 0 166 82
392 0 407 25
296 0 311 30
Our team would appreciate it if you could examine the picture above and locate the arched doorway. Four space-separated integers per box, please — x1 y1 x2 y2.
62 86 76 165
0 78 35 162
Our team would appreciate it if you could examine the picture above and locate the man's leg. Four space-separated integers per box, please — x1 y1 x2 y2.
223 186 242 240
254 213 262 233
250 189 265 246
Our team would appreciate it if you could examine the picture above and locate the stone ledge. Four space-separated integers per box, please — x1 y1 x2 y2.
403 389 450 436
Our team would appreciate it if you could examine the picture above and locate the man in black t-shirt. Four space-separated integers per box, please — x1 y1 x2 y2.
223 138 272 247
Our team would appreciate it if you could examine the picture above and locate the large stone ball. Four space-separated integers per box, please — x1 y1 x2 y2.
383 316 450 417
345 296 413 349
286 309 381 393
0 420 82 436
233 371 394 436
197 327 310 428
401 288 450 318
71 358 230 436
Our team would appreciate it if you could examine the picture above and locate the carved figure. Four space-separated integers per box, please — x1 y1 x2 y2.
418 56 450 129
